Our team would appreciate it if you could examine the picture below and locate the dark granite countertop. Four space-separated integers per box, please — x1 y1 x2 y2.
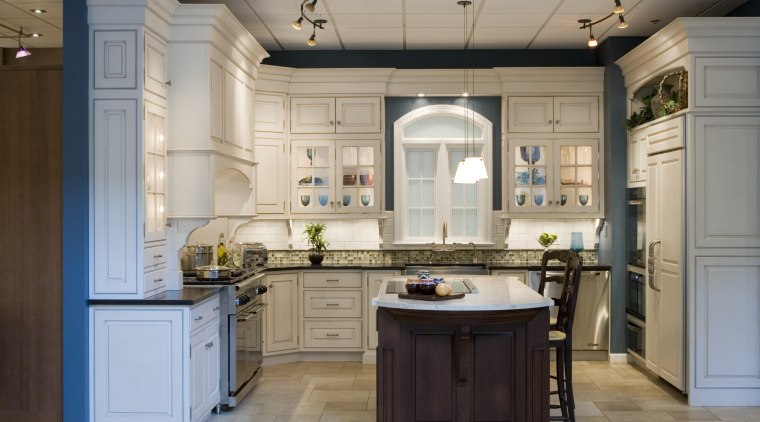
88 287 221 306
262 261 610 272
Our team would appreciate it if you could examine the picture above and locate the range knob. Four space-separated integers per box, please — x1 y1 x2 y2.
254 285 268 295
235 294 250 306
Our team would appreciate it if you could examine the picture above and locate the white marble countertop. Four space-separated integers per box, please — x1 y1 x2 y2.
372 275 553 311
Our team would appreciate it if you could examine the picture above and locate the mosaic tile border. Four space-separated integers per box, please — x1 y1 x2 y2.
268 249 597 265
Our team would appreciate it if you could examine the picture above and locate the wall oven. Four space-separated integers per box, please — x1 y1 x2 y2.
626 313 645 360
626 268 646 320
627 187 646 269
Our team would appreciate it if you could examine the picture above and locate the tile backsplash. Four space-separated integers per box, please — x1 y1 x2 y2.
507 218 598 250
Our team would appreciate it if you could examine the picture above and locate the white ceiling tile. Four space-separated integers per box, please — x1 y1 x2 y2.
530 27 591 48
480 0 562 14
245 0 311 15
0 4 34 19
555 0 622 14
406 0 471 15
323 0 402 14
544 13 611 28
406 13 464 28
472 27 535 49
477 13 548 28
339 27 403 49
12 2 63 18
0 17 59 33
331 13 402 28
405 27 466 49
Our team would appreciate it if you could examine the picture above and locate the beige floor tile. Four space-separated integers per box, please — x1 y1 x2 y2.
706 407 760 421
351 379 376 391
258 401 326 416
309 390 370 403
366 398 377 411
575 401 604 416
313 381 356 391
604 410 679 421
319 410 377 422
635 398 695 412
576 417 611 422
300 374 357 384
666 409 721 421
324 402 368 411
596 402 643 412
274 416 321 422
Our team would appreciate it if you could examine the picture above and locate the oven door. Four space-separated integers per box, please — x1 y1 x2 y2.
626 269 646 320
230 301 265 395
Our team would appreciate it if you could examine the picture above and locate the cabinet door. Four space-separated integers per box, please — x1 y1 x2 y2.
264 273 299 354
223 71 254 153
144 32 167 98
627 130 645 187
336 97 381 133
336 140 382 213
190 330 206 420
367 271 400 351
553 96 599 133
555 139 599 213
290 97 335 133
508 97 553 133
291 140 335 214
210 60 224 142
204 323 220 411
508 139 552 213
646 148 685 390
254 94 285 133
254 138 286 214
144 101 167 243
491 270 527 284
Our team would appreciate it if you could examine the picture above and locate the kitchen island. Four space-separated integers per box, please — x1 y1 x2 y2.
372 276 553 422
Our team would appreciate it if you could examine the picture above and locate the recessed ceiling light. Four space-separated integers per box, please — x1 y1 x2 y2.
30 9 46 14
416 93 425 97
31 33 42 37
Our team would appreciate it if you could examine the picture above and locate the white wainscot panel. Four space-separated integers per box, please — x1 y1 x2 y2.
92 308 183 421
696 117 760 248
93 100 138 294
696 57 760 108
93 30 137 89
695 257 760 389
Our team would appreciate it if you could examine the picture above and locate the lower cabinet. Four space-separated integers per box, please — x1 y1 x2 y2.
264 272 300 355
302 271 364 352
366 271 400 351
90 294 220 422
490 270 528 284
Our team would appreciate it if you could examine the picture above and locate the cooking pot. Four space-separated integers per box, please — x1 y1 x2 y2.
195 265 231 280
181 244 214 272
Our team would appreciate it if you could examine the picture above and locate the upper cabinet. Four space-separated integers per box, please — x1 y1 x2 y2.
290 97 382 134
627 127 647 188
508 96 598 133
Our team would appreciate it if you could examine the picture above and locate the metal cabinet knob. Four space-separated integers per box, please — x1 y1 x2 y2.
195 316 203 321
555 120 560 125
213 306 221 311
155 278 163 282
547 120 552 125
329 121 335 126
154 254 163 258
337 120 342 126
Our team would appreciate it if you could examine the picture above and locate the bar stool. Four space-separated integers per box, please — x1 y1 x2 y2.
538 250 578 329
542 252 582 422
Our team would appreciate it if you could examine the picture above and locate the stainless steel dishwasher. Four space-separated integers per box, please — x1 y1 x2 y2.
528 270 610 352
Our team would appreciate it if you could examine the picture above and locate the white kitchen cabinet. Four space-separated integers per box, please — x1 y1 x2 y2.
365 271 400 358
144 101 167 243
189 300 221 422
508 96 598 133
91 294 220 422
301 271 364 352
144 32 168 99
490 270 528 284
264 273 299 355
290 97 381 134
627 127 647 188
254 138 286 214
507 138 600 215
254 94 286 133
291 139 382 214
646 146 685 391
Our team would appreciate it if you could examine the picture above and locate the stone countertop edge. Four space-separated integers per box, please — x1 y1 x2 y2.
262 262 611 271
88 287 221 306
372 276 554 312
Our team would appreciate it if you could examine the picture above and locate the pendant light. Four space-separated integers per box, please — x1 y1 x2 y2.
0 24 35 59
454 0 488 184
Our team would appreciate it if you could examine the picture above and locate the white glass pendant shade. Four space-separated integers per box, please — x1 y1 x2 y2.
453 160 477 184
464 156 488 180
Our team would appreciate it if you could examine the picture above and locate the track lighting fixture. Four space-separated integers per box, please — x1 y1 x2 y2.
0 24 36 58
292 0 327 46
577 1 629 48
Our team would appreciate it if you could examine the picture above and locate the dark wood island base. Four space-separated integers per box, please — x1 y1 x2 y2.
376 306 550 422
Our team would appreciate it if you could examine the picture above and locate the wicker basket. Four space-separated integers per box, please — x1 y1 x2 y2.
656 70 688 116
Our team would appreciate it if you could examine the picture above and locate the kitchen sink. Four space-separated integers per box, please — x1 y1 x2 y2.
403 263 489 275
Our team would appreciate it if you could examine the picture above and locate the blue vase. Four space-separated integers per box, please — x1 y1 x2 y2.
570 232 584 252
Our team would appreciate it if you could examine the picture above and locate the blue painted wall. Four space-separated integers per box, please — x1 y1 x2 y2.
62 0 89 421
727 0 760 16
384 97 502 211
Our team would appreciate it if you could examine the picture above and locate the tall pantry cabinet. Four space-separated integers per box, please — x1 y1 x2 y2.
617 17 760 406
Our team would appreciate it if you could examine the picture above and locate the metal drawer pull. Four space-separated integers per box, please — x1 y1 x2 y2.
155 278 163 282
326 279 339 282
194 316 203 321
213 306 221 311
326 333 340 337
326 303 340 306
153 254 163 258
205 341 214 348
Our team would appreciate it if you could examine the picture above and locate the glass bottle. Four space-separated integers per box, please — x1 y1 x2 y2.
217 232 228 266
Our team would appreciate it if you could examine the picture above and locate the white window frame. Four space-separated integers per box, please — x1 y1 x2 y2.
393 104 493 245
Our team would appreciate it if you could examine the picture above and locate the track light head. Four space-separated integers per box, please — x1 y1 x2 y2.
617 14 628 29
307 33 317 46
305 0 317 12
613 0 624 14
292 17 303 30
588 33 598 48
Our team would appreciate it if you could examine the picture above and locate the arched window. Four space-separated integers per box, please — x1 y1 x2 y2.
393 105 492 245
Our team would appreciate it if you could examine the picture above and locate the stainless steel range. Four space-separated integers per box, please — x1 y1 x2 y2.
184 270 267 409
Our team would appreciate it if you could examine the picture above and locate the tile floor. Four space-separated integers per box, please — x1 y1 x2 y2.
208 360 760 422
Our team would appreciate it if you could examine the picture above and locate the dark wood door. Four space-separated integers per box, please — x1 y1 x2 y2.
0 66 62 422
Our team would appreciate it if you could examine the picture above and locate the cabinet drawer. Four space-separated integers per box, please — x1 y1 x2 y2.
143 243 167 269
303 290 362 318
303 320 362 349
143 267 167 295
191 294 221 332
303 271 362 288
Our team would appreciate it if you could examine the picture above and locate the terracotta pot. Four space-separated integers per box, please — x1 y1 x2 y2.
308 252 324 266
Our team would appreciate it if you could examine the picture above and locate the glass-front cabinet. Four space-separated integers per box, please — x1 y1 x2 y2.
291 139 381 214
144 102 166 242
507 138 599 215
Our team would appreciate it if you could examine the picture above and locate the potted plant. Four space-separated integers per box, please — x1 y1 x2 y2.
304 222 328 265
